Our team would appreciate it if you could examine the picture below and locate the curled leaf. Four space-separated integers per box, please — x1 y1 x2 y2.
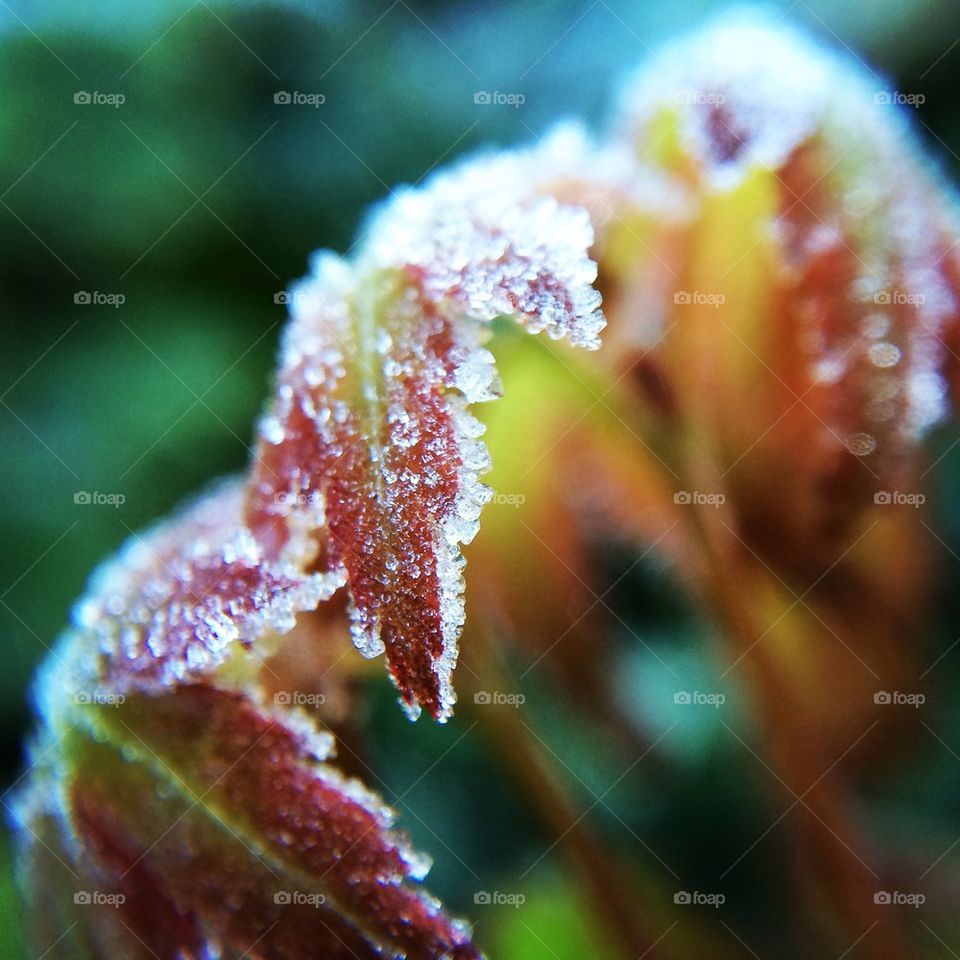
12 130 613 959
597 16 960 561
74 480 344 693
17 689 479 959
247 145 605 720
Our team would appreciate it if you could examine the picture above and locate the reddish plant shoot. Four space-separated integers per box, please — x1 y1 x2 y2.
12 15 960 960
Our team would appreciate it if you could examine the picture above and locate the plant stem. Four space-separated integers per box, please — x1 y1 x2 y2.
682 467 908 960
468 624 664 960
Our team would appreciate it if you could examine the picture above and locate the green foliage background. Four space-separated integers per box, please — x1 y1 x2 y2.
3 1 960 956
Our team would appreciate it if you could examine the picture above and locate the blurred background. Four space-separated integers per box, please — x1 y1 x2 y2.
3 1 960 957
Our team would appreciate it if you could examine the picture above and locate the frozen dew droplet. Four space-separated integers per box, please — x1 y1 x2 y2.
845 432 877 456
868 342 901 369
260 416 285 445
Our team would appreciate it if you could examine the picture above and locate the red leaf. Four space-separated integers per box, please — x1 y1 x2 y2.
55 685 481 960
247 147 605 719
73 479 344 695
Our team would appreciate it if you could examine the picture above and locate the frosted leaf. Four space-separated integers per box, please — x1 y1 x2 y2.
612 13 960 472
71 479 344 696
20 479 482 958
248 138 606 720
13 683 482 960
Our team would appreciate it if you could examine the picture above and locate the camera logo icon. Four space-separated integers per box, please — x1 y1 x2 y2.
74 291 91 305
874 691 892 705
474 891 492 904
874 291 892 305
874 891 891 904
74 91 91 104
274 291 290 305
274 91 292 104
274 691 292 705
474 691 492 705
674 691 692 705
74 891 92 904
473 91 492 104
274 891 292 905
74 491 92 504
674 891 692 905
